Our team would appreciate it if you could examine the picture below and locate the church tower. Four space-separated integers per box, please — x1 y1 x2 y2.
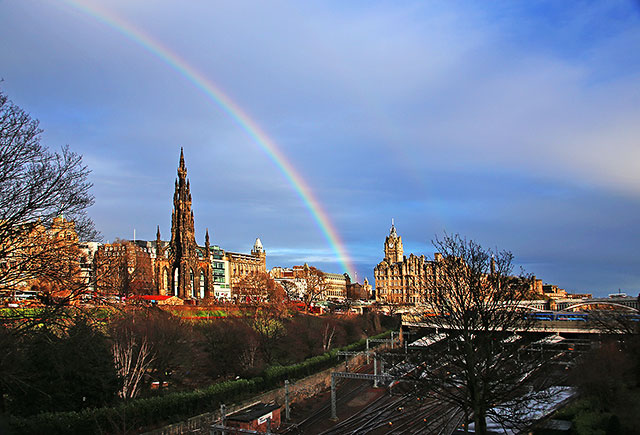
384 220 403 263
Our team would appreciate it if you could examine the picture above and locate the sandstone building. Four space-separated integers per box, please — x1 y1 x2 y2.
92 149 265 301
373 222 439 304
227 238 267 291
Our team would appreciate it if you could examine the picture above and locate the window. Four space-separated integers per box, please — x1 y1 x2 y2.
199 271 205 298
173 268 179 296
190 269 195 298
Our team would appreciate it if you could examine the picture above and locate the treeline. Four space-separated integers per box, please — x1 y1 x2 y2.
547 335 640 435
0 306 395 433
7 332 390 435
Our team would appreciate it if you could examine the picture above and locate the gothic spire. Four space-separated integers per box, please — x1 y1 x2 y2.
170 148 196 255
177 147 187 180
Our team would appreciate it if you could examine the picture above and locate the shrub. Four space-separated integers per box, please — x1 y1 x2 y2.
9 330 393 434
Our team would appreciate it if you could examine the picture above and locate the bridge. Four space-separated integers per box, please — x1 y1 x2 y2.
402 298 640 334
555 297 639 312
402 318 607 334
492 297 639 313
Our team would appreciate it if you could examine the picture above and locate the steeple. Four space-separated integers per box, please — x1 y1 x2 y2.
170 149 197 260
156 225 163 256
178 147 186 177
162 148 212 301
205 228 210 251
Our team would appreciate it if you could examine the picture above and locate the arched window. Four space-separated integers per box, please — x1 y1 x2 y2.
163 268 169 292
173 268 179 297
190 268 195 298
200 271 205 299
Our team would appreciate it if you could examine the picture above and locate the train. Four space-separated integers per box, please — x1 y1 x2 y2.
526 311 640 322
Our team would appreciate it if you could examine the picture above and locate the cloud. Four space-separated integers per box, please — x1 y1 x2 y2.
1 0 639 294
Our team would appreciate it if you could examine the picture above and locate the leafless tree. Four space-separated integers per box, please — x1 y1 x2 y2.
112 333 156 400
0 90 98 349
279 279 302 301
588 309 640 335
322 321 336 352
0 90 96 295
235 271 285 304
301 266 327 311
108 309 189 393
585 307 640 388
93 240 155 299
406 233 555 434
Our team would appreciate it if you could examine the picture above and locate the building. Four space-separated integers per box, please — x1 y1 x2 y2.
373 222 439 304
1 216 86 298
78 241 101 292
271 264 351 301
270 266 306 300
91 149 265 301
93 240 155 296
226 238 267 292
347 277 373 300
324 272 349 301
226 403 281 432
210 245 231 299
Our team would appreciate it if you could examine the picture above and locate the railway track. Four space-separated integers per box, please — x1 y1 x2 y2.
318 393 464 435
281 366 375 434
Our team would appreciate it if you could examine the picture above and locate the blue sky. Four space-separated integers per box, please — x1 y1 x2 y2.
1 1 639 296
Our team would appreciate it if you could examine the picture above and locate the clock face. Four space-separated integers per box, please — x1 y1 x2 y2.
388 242 394 249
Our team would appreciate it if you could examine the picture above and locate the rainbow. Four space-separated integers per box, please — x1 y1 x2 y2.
60 0 355 277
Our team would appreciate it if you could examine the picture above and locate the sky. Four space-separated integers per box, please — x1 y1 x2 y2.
1 0 639 297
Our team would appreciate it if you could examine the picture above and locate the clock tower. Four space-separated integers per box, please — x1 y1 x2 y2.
384 219 403 263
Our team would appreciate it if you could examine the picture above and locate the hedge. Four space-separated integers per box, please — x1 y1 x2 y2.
8 330 393 434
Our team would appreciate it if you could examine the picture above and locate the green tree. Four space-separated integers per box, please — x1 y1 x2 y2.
8 316 119 415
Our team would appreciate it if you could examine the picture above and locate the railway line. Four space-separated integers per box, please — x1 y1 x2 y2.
318 392 463 434
281 331 585 434
281 365 377 434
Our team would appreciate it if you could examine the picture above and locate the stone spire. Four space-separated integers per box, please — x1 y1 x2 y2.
178 147 186 178
156 225 163 256
170 148 196 256
205 228 210 251
169 149 199 299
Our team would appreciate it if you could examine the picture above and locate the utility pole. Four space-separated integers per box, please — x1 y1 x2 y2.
374 356 378 388
284 380 290 421
220 404 226 435
330 375 337 420
366 338 370 364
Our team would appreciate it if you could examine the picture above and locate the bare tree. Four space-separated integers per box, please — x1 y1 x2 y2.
93 240 155 299
235 271 284 304
322 320 336 352
279 279 302 301
112 333 156 400
301 266 327 311
0 90 97 313
406 234 554 434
